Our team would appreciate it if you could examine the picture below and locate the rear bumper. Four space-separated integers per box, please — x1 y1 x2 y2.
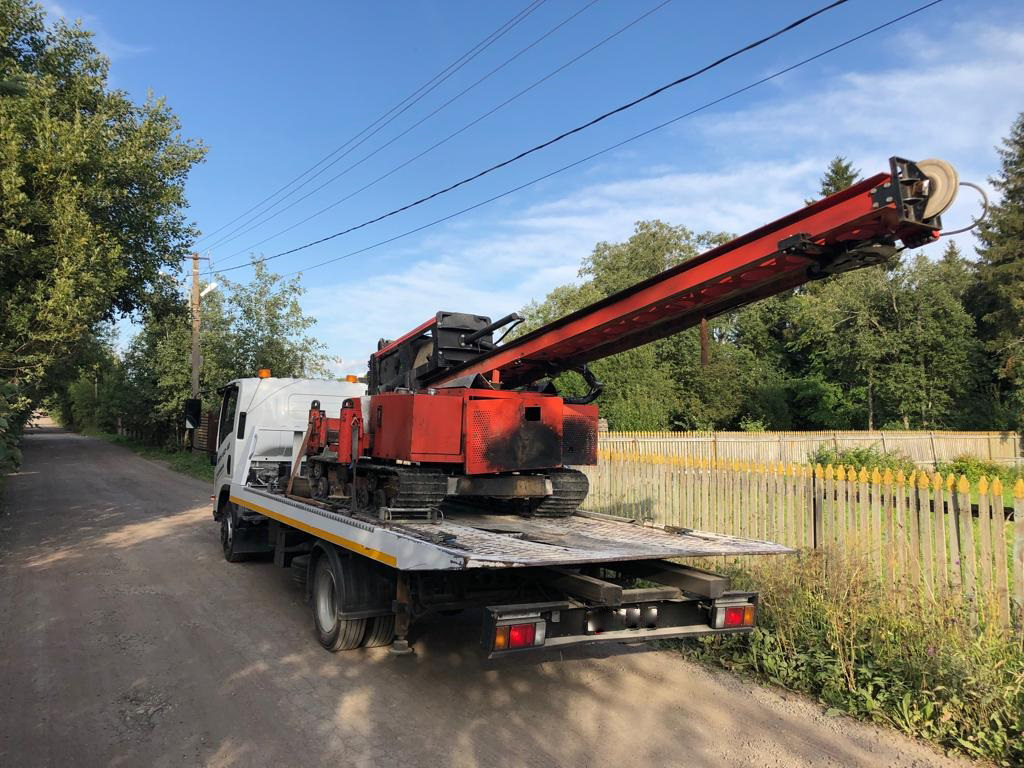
482 592 757 658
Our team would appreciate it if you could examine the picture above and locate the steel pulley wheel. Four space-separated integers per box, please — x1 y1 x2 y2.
917 158 959 219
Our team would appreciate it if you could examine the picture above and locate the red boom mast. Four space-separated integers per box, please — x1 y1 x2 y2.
302 157 958 518
428 157 948 390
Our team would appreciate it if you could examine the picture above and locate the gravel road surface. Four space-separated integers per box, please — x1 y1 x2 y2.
0 423 974 767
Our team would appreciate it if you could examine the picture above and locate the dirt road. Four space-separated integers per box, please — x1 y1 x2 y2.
0 424 970 768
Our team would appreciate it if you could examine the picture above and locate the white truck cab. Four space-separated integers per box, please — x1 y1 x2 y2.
213 376 365 518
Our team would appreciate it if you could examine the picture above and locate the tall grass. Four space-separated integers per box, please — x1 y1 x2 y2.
677 551 1024 765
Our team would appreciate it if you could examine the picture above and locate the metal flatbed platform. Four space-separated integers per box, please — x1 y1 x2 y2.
231 484 792 571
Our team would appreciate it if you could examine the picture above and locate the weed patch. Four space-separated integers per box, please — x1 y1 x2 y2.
674 552 1024 765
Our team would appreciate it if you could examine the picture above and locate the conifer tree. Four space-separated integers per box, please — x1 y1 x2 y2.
806 156 860 203
972 112 1024 427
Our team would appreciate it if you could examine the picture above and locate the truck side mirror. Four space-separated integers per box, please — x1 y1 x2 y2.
184 398 202 429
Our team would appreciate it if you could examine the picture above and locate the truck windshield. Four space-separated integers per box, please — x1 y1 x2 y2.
218 386 238 446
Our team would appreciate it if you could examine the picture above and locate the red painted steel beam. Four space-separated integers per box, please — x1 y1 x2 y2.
374 315 435 358
433 165 939 389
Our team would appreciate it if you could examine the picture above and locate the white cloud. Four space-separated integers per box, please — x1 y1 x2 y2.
302 18 1022 368
40 1 149 60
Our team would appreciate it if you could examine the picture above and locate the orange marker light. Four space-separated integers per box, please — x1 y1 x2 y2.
493 625 509 651
345 375 359 383
257 368 271 379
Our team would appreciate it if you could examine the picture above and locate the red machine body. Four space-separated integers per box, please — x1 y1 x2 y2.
308 389 597 475
302 157 953 514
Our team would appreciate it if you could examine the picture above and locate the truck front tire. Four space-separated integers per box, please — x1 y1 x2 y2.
220 502 246 563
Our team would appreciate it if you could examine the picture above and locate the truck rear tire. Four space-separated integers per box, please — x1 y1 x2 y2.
362 615 395 648
312 553 367 651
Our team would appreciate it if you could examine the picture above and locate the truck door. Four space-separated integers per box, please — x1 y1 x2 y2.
215 384 239 490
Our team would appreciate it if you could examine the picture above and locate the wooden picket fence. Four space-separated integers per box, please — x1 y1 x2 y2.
577 452 1024 631
599 429 1021 468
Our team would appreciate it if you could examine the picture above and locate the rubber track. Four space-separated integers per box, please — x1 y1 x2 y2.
363 464 448 510
531 469 589 518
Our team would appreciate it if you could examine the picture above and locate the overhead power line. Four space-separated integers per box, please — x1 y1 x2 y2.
209 0 851 274
214 0 673 267
209 0 611 261
258 0 944 281
195 0 546 246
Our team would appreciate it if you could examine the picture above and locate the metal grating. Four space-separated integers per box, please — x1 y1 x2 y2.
397 512 792 568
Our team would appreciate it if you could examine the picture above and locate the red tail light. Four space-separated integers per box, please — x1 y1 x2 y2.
508 623 536 649
492 621 546 652
712 602 755 629
723 606 745 628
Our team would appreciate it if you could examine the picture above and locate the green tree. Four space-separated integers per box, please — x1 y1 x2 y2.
806 155 861 203
216 262 329 381
790 254 977 429
971 112 1024 428
516 221 733 430
107 264 330 446
0 0 205 409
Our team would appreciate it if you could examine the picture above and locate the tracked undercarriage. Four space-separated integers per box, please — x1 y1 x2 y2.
304 457 588 519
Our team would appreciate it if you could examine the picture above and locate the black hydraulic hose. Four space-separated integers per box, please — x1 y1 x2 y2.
564 364 604 405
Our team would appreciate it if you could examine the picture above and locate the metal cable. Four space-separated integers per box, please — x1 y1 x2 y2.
194 0 546 246
940 181 989 236
209 0 854 274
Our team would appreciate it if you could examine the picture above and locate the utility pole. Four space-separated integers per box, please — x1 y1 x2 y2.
190 253 201 401
186 254 215 452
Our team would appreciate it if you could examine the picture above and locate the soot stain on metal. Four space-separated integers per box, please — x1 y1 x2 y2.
483 421 560 472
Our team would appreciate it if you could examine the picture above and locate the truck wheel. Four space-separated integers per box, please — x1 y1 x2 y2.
220 503 246 563
312 553 367 651
362 615 395 648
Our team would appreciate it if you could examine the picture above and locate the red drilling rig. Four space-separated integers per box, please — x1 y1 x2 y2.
297 157 959 519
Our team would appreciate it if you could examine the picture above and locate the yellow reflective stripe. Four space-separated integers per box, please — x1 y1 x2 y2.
230 495 398 568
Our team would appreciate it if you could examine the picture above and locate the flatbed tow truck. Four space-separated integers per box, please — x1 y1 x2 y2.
211 157 959 657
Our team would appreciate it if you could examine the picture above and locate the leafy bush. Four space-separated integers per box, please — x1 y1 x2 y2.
676 552 1024 764
0 382 31 472
738 416 768 433
807 443 917 475
936 455 1024 485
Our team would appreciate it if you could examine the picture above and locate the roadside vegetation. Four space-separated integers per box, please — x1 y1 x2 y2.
51 263 328 447
677 552 1024 765
936 455 1024 486
1 0 203 465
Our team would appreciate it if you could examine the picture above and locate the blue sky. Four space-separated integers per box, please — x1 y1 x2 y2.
43 0 1024 374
